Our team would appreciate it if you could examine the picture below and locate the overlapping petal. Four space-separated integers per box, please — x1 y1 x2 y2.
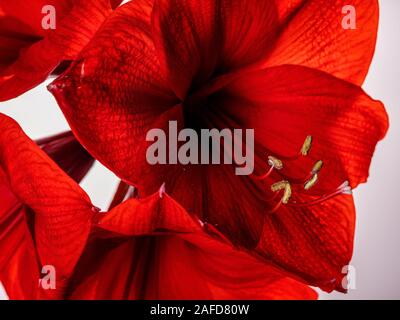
0 114 95 298
49 0 178 188
36 131 95 183
201 64 387 290
220 65 388 190
67 191 317 299
257 193 356 292
0 0 115 101
152 0 279 99
47 0 388 291
264 0 380 85
0 169 39 299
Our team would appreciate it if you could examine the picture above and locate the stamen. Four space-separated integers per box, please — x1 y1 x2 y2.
254 165 274 181
311 160 323 174
301 135 313 156
264 136 349 214
277 160 324 186
282 183 292 204
253 156 283 181
271 135 313 161
268 156 283 170
270 180 292 204
288 181 352 208
338 181 352 195
267 183 291 213
304 173 318 190
268 201 283 214
271 180 288 192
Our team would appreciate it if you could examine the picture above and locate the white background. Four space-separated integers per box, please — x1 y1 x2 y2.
1 0 399 300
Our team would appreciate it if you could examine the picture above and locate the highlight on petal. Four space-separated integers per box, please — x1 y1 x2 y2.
66 191 317 300
0 0 114 101
263 0 380 85
0 114 95 297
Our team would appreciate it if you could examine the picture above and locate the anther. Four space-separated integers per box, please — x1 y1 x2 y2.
282 183 292 204
288 181 353 208
254 156 282 180
304 173 318 190
300 136 313 156
268 156 283 170
339 181 352 195
271 180 292 204
271 180 288 192
311 160 323 174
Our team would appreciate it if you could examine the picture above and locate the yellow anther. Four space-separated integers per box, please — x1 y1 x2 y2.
300 136 313 156
271 181 292 204
304 173 319 190
271 180 288 192
282 183 292 204
311 160 323 174
268 156 283 170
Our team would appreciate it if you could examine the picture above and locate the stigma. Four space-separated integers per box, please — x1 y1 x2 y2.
253 136 352 214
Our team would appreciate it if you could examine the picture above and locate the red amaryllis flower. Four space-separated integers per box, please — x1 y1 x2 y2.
0 0 123 101
49 0 388 292
0 114 316 300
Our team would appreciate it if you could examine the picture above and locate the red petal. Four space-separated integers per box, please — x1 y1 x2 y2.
221 65 388 190
257 194 356 292
49 0 178 188
0 0 69 70
0 114 94 296
98 191 202 235
198 65 386 290
36 131 94 183
151 0 219 99
263 0 379 85
0 0 114 101
0 0 74 39
0 170 40 299
67 192 316 300
273 0 306 23
110 0 124 9
131 65 387 290
152 0 279 98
